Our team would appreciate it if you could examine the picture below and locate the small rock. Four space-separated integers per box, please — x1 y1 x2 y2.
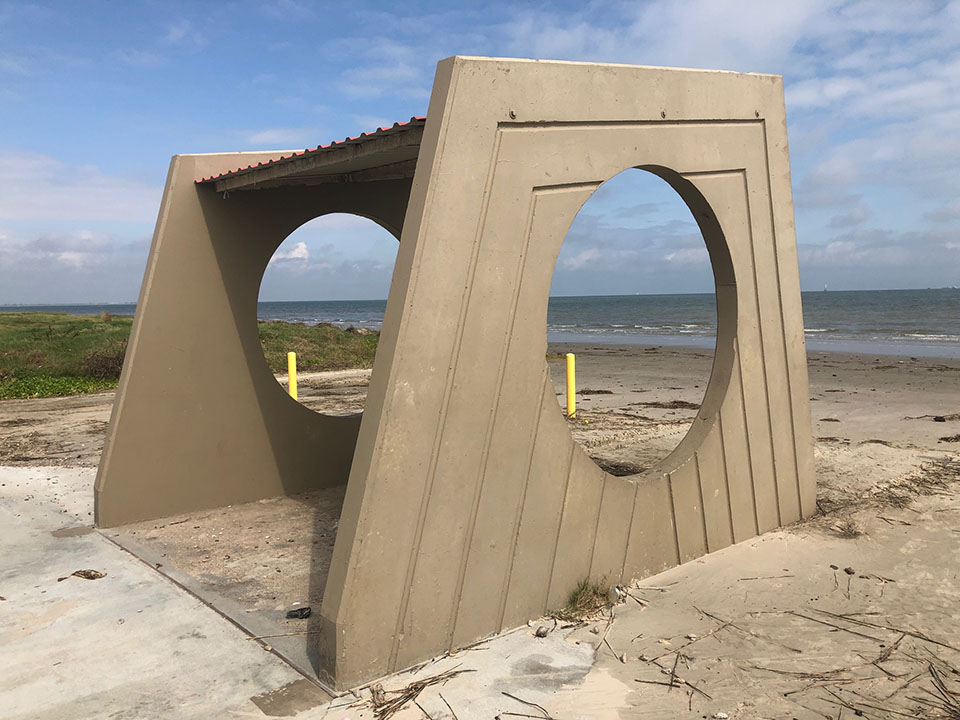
843 567 856 575
713 713 729 719
590 626 601 634
685 633 698 641
534 625 549 638
285 606 311 619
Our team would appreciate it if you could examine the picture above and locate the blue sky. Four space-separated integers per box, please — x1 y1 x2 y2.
1 0 958 303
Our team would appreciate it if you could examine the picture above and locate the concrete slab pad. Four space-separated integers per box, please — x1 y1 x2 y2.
0 466 330 719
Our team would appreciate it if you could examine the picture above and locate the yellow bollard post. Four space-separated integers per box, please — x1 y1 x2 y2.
287 351 298 400
565 352 576 418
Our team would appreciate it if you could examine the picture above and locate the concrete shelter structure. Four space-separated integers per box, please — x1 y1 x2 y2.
95 56 816 689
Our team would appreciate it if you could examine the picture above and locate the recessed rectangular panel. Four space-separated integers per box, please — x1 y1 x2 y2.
546 451 605 611
696 426 734 553
623 477 679 581
669 460 708 563
590 475 637 583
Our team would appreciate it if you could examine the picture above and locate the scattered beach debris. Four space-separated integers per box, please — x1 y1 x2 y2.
285 606 311 619
904 412 960 421
57 569 105 581
371 667 474 720
634 399 700 410
577 388 613 395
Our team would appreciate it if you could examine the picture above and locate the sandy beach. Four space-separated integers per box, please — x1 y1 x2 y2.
1 343 958 718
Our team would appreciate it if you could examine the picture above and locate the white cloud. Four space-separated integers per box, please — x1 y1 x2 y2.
796 228 960 289
0 226 151 303
243 127 319 147
0 54 27 74
925 200 960 224
663 247 709 266
114 48 165 67
0 152 160 223
164 20 206 48
268 241 309 264
336 38 433 100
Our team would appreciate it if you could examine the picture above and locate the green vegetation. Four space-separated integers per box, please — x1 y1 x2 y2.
549 577 610 622
257 321 379 372
0 312 380 400
0 312 132 400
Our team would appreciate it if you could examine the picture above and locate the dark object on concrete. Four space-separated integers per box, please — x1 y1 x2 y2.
58 569 106 581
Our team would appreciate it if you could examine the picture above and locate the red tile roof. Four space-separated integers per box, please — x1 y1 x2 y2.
196 116 426 184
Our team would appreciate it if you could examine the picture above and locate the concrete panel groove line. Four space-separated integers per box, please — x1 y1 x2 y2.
495 364 549 632
447 179 539 649
95 57 815 689
716 413 740 543
739 168 783 530
759 120 808 519
544 443 577 613
388 124 506 672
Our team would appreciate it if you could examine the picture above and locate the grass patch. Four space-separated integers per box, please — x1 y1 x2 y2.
0 375 117 399
0 312 380 399
831 517 865 539
0 312 133 399
548 577 610 623
258 321 378 373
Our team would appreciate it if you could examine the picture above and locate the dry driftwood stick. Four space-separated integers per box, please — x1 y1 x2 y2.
813 609 960 652
738 574 795 581
438 693 458 720
246 630 324 640
500 691 553 720
635 679 681 689
668 652 680 691
636 656 712 700
694 606 803 654
785 610 886 642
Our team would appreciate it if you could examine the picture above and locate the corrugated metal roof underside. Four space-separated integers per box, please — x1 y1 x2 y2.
197 116 426 192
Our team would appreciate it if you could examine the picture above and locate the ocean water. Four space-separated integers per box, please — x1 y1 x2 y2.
4 288 959 358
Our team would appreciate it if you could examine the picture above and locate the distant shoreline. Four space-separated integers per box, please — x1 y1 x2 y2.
3 288 958 361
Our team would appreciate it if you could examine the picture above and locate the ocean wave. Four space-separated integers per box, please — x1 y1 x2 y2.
901 333 960 342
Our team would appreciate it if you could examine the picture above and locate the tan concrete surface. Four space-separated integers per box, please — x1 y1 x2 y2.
315 57 815 688
94 56 815 689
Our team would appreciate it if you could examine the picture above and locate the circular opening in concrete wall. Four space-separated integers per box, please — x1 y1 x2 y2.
257 213 399 416
549 167 719 476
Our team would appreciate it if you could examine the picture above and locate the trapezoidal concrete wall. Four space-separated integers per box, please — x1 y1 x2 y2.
95 56 815 691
